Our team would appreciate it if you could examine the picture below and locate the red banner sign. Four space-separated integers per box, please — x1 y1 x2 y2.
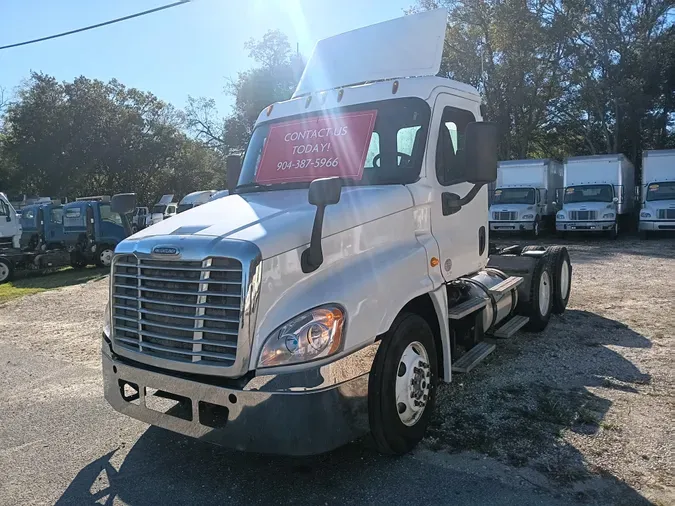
255 110 378 184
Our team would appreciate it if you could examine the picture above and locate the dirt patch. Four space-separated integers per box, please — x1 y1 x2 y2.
427 237 675 505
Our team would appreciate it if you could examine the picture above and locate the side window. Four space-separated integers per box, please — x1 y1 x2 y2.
364 132 380 168
397 126 421 156
50 208 64 224
535 189 541 204
435 105 476 186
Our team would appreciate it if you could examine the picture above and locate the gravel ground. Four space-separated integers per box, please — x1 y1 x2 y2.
0 237 672 505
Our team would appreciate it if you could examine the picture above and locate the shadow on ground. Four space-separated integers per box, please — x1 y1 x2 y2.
55 312 654 506
11 266 107 289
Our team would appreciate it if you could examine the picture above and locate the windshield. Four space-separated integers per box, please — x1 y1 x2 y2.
237 97 431 192
152 204 167 214
177 204 193 214
646 182 675 201
564 184 613 203
492 188 535 205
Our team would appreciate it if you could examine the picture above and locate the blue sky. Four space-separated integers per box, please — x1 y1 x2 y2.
0 0 413 116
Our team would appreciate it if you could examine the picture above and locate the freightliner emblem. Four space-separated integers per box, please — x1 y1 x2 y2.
152 246 179 256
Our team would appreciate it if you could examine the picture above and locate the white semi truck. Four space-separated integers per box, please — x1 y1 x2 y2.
639 149 675 238
0 192 21 250
102 10 573 456
177 190 217 214
489 159 563 237
556 154 636 238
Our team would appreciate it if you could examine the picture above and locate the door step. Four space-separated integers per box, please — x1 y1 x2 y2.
448 297 488 320
492 315 530 338
489 276 524 295
451 342 496 373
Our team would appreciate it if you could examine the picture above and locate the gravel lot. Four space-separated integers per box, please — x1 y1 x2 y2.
0 237 672 505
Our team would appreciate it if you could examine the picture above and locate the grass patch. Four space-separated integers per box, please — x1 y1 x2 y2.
0 267 107 304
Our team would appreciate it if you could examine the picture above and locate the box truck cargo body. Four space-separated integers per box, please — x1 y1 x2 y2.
557 154 635 237
639 149 675 235
489 159 563 236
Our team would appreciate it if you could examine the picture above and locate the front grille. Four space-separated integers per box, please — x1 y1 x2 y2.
492 211 517 221
657 209 675 220
568 210 598 221
111 255 243 367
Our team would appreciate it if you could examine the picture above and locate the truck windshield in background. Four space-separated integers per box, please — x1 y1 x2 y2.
646 182 675 201
177 204 192 214
152 204 167 214
492 188 535 205
564 184 613 203
237 97 431 191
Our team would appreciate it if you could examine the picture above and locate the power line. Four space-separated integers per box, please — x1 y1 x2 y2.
0 1 190 51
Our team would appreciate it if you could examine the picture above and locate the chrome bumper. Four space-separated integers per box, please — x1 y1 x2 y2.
556 221 614 231
489 221 535 231
639 220 675 231
102 339 376 455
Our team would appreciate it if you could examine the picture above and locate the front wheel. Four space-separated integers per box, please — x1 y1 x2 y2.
608 222 619 240
368 313 438 455
532 218 541 238
95 248 114 268
0 258 14 284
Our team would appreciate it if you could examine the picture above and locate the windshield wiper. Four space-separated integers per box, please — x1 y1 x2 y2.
234 181 310 194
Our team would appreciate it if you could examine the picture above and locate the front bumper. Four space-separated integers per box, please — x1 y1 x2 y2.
639 220 675 231
556 221 615 231
102 340 376 456
489 221 534 232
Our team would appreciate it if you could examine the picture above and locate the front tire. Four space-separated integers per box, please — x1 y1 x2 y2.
368 313 438 455
0 258 14 284
96 247 114 268
532 218 541 238
608 222 619 240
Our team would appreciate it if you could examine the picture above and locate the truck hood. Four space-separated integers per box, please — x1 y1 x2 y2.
130 186 413 259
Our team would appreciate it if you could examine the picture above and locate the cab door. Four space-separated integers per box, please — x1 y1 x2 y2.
0 197 20 245
428 93 488 281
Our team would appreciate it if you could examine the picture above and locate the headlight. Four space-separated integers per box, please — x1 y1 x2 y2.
602 213 615 219
258 305 345 368
522 214 534 219
103 301 111 337
557 214 565 220
640 211 651 218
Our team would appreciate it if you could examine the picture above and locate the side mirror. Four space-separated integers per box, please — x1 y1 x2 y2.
613 197 619 204
226 155 242 193
302 177 343 273
111 193 137 214
463 122 498 184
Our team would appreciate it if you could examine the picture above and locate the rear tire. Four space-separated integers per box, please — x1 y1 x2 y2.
544 246 571 314
519 257 553 332
368 313 438 455
0 258 14 284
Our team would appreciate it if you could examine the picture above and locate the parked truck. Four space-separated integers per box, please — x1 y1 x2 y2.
556 154 636 238
177 190 217 214
0 192 21 249
639 149 675 238
131 207 150 233
19 201 66 250
101 10 573 456
63 196 133 268
489 159 563 237
149 194 177 226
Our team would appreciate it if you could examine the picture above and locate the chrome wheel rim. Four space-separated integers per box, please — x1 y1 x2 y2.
0 263 9 282
560 260 570 300
100 249 114 267
395 341 431 427
539 270 551 316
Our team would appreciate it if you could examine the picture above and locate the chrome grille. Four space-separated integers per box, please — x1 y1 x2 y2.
492 211 517 221
111 255 243 367
568 210 597 221
657 209 675 220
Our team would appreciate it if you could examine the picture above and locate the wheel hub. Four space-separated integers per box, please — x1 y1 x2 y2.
100 249 113 267
395 341 431 426
539 270 551 315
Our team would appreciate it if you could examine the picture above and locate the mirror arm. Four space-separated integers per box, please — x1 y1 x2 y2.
301 205 327 273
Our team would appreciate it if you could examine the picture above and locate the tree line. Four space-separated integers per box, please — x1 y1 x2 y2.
1 1 673 202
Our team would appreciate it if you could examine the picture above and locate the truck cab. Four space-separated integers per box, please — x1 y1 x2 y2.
19 202 66 250
149 195 177 226
489 159 562 237
131 207 149 233
63 197 131 267
557 155 635 238
639 149 675 237
0 192 21 249
177 191 217 214
101 9 573 457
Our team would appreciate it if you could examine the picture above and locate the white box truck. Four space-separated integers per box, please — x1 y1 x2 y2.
101 10 574 456
489 159 563 237
177 190 217 214
0 192 21 251
557 154 636 238
639 149 675 237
